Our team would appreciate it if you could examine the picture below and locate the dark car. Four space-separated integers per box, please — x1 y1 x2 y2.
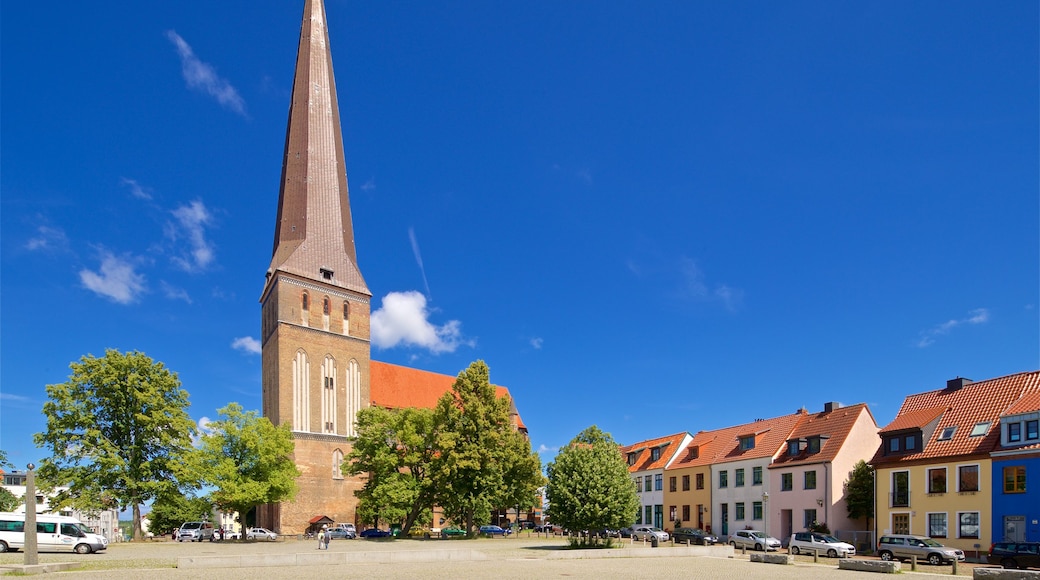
673 527 718 545
479 525 508 536
989 542 1040 569
359 528 391 538
619 527 634 538
440 526 466 537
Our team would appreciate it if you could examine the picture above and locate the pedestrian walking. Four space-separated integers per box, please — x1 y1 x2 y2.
323 525 332 549
318 524 328 549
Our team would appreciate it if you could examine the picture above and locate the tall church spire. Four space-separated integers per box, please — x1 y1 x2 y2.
266 0 368 296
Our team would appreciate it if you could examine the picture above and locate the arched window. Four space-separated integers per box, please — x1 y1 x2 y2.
302 292 309 310
323 297 330 315
344 359 361 437
332 449 344 480
342 301 350 336
321 355 337 434
292 350 310 431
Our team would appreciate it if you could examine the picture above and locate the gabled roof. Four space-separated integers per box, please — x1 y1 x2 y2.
770 403 876 467
620 432 691 472
369 361 525 430
872 370 1040 466
668 409 808 470
1004 391 1040 417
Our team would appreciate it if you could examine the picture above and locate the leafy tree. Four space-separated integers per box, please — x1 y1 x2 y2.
546 425 639 546
844 460 875 530
0 449 10 469
34 349 196 541
147 491 214 537
498 428 546 528
432 361 536 533
0 488 20 512
344 406 438 534
193 403 300 523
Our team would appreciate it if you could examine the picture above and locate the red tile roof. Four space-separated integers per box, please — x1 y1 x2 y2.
872 370 1040 466
878 406 947 434
1004 391 1040 416
770 403 876 467
620 432 691 472
668 410 808 470
369 360 525 429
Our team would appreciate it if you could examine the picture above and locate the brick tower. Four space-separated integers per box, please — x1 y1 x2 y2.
258 0 370 534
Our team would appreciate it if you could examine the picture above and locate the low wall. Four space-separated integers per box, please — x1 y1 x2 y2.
973 569 1040 579
838 560 901 574
178 548 488 569
750 553 794 565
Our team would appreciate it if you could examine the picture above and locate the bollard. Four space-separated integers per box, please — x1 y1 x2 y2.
952 559 957 575
813 549 819 563
652 535 659 548
911 555 917 571
742 544 747 555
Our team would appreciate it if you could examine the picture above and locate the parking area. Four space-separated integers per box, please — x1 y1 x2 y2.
0 536 1001 579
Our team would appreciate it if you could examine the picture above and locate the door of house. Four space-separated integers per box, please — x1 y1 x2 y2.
721 504 729 535
697 505 704 530
1005 516 1026 542
892 513 910 535
781 509 793 542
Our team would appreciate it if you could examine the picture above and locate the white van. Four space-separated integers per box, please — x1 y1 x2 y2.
0 512 108 554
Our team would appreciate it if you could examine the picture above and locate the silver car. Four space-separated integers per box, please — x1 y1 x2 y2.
729 529 781 551
630 525 669 542
877 534 964 565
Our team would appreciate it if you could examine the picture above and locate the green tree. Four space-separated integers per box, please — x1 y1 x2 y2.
546 426 639 546
432 361 536 534
147 491 214 538
0 487 20 512
498 428 546 528
344 405 438 534
193 403 300 523
844 460 875 530
34 349 196 541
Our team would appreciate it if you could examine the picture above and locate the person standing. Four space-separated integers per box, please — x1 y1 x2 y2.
318 524 328 549
323 525 332 549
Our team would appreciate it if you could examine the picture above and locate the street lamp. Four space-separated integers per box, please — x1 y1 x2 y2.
762 492 769 542
25 463 37 565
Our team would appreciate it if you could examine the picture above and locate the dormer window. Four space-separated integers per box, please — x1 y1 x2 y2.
320 267 333 280
969 422 991 437
650 447 661 461
787 439 803 456
937 426 956 441
1028 420 1039 441
808 437 822 454
884 432 921 456
627 452 637 466
739 436 756 451
1008 423 1022 443
688 446 699 460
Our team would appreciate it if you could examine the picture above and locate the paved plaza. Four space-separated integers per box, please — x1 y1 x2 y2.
0 536 989 579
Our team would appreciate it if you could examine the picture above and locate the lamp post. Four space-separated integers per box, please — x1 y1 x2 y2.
24 463 38 565
762 492 769 545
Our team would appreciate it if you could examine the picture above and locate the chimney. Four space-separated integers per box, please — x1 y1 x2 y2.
946 377 973 391
823 402 841 413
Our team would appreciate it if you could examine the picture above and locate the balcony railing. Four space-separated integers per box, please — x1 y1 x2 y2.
889 491 910 508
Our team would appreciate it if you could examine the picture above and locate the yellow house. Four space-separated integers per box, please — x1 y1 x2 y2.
663 430 720 533
872 372 1040 559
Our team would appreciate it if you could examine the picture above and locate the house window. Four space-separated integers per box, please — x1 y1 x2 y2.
804 470 817 490
634 477 642 493
752 466 762 485
735 503 745 520
1027 420 1039 440
1003 466 1026 493
927 513 947 538
669 476 677 492
958 512 979 538
781 473 793 491
904 435 916 451
682 475 690 491
804 509 817 530
645 475 652 491
628 453 637 466
682 505 690 522
889 438 900 453
808 437 821 454
695 473 704 490
645 506 653 526
655 474 663 491
740 436 755 450
752 501 763 520
635 507 642 524
927 468 947 494
651 447 661 461
788 440 802 455
1008 422 1022 443
669 505 677 522
892 513 910 534
969 422 991 437
958 465 979 492
937 426 956 441
735 469 745 487
719 471 728 488
654 505 663 529
892 471 910 507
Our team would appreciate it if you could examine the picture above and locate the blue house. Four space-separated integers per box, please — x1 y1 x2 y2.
991 390 1040 542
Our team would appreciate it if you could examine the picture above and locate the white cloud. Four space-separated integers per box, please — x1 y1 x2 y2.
161 281 192 304
536 444 559 455
25 225 68 252
371 291 468 353
121 177 153 200
530 337 544 349
916 308 990 348
360 178 376 192
678 256 743 311
408 228 432 298
168 200 215 272
0 393 31 402
79 252 146 304
166 30 247 117
231 336 262 355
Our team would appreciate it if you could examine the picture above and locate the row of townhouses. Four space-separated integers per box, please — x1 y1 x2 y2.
622 370 1039 559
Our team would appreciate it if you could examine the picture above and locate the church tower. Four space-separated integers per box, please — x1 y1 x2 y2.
258 0 371 533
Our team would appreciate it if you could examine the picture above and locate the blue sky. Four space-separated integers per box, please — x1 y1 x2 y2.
2 1 1037 470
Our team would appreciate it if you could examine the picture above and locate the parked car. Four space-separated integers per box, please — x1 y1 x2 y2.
590 529 621 539
989 541 1040 569
359 528 391 538
535 524 557 533
673 527 718 545
789 532 855 557
877 534 964 565
328 528 355 539
630 526 669 542
479 525 508 536
178 521 215 542
729 530 781 551
245 527 277 541
440 526 466 537
619 527 634 538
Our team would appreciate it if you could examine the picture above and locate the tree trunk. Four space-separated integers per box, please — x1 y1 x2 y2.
132 504 142 541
